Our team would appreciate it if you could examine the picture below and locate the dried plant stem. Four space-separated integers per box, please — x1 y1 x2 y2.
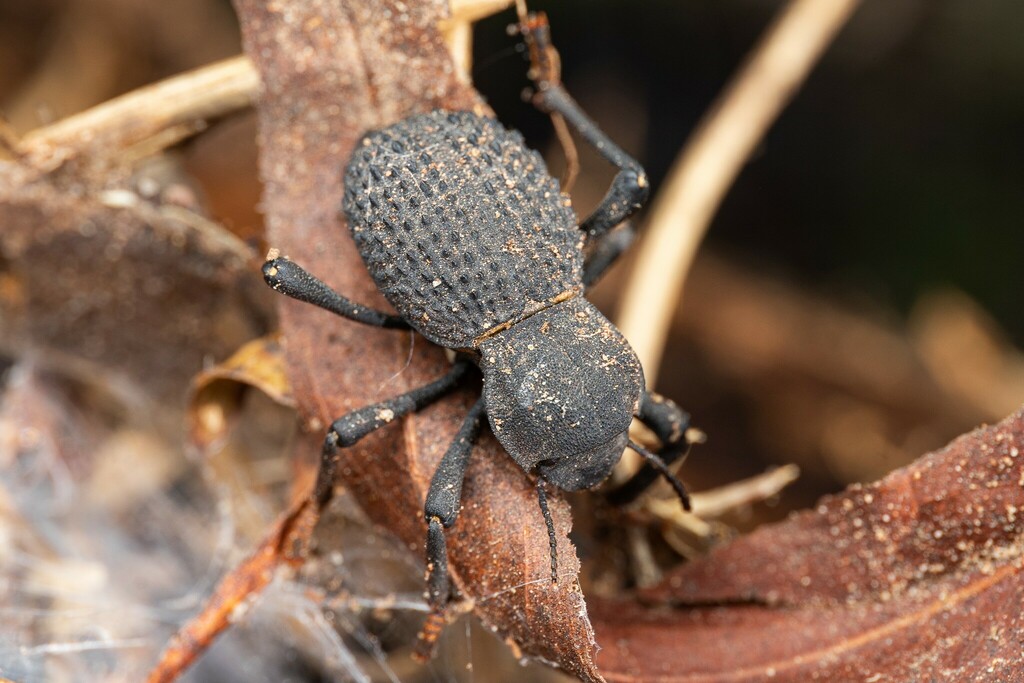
145 498 319 683
443 21 476 82
688 464 800 519
647 464 800 535
617 0 861 382
19 56 258 169
452 0 513 23
17 0 508 168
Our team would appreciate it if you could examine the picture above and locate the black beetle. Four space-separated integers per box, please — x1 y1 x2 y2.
262 12 692 646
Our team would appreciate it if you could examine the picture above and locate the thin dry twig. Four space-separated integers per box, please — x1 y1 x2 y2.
673 464 800 520
145 497 319 683
616 0 862 383
16 0 511 169
645 465 800 560
19 56 258 169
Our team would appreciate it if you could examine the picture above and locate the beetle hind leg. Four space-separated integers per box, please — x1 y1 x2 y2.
535 85 649 239
415 398 486 659
582 221 635 287
518 11 650 240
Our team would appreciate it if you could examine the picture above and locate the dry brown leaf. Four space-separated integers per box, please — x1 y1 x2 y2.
190 334 295 449
188 333 302 534
234 0 601 679
591 407 1024 682
0 162 264 404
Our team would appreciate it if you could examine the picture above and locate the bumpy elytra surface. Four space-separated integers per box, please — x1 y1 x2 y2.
343 110 582 349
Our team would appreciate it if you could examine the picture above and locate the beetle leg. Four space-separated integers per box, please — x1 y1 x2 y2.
518 11 648 237
263 255 410 330
313 360 471 508
627 440 691 511
607 391 693 507
582 221 635 287
535 477 559 584
417 397 486 656
532 85 650 239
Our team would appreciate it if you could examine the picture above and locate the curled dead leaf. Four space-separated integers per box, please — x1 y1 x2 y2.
591 407 1024 682
190 334 294 449
188 333 302 532
0 162 265 404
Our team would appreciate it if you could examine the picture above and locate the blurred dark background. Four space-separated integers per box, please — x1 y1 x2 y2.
3 0 1021 342
470 0 1024 505
474 0 1024 346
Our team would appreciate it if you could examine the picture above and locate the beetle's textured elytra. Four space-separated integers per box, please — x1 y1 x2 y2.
344 110 583 349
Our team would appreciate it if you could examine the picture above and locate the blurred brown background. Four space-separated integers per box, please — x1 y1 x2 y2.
475 0 1024 504
2 0 1023 681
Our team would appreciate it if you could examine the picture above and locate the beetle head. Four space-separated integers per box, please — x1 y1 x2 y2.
479 298 644 491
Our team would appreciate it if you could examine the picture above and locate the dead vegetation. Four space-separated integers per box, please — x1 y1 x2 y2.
2 1 1023 682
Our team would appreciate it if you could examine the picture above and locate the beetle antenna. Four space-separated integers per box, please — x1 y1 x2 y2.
627 440 692 512
536 477 558 584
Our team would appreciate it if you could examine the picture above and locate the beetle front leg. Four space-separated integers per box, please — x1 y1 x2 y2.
416 398 486 657
607 391 693 507
263 254 410 330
